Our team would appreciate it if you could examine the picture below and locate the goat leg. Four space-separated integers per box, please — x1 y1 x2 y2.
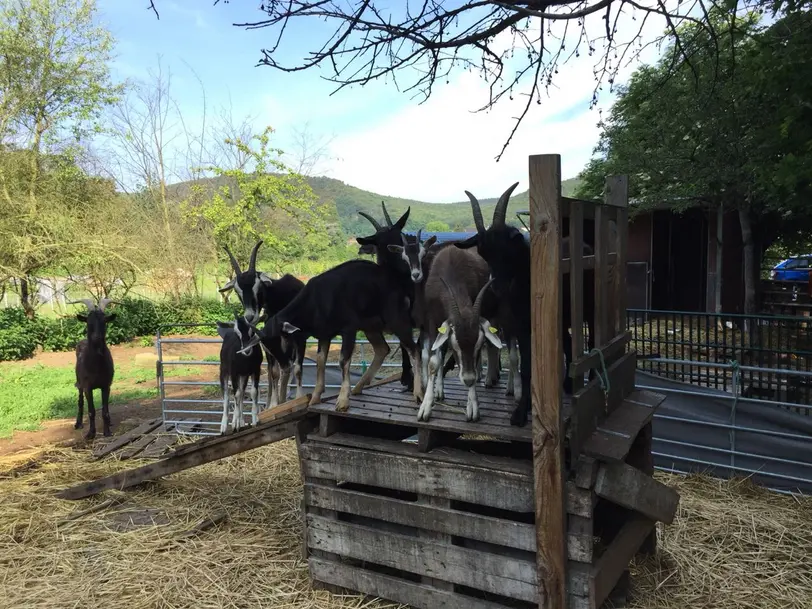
250 372 260 426
336 333 356 412
74 389 84 429
418 348 442 421
220 382 230 434
294 337 305 399
510 335 532 427
279 363 291 404
466 383 480 422
234 377 247 431
101 385 112 437
399 339 414 391
84 390 97 440
309 339 331 406
485 343 500 388
353 331 390 394
442 352 456 377
420 330 430 392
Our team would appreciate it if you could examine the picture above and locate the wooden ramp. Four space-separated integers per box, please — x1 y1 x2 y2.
56 394 313 500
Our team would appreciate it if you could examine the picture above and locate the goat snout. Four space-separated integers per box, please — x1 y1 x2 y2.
411 270 422 282
461 370 477 387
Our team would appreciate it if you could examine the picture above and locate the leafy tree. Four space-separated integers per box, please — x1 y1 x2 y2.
425 220 451 232
0 0 121 316
576 8 812 316
182 126 333 280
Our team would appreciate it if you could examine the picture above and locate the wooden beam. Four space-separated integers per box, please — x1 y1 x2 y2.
606 176 629 335
529 153 566 609
594 198 610 348
592 516 656 607
569 199 585 394
595 461 680 524
568 331 631 378
258 393 312 423
55 410 307 500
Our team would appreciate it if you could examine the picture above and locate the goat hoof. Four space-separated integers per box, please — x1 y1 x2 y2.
103 429 112 437
308 395 322 407
335 396 350 412
505 387 514 397
74 422 83 429
84 430 97 441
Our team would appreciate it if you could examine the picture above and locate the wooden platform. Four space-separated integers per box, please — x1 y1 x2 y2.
310 376 572 449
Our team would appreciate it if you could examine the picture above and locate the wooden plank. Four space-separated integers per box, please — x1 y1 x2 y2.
139 427 179 459
309 558 514 609
581 395 661 463
569 332 631 378
566 481 595 518
568 349 637 459
529 153 567 609
627 421 658 555
594 201 610 348
567 515 593 563
55 411 306 500
569 198 585 394
566 562 594 600
258 393 312 423
305 483 537 552
91 418 162 459
592 516 655 607
306 515 538 603
58 496 127 525
300 442 533 512
595 461 680 524
607 176 629 335
118 433 158 460
366 371 403 388
574 457 598 489
418 494 454 591
175 510 228 540
307 432 533 476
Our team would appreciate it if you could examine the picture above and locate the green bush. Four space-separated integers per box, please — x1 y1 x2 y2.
0 296 245 361
0 308 38 361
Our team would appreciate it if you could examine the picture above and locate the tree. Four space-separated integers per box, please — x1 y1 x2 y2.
0 0 121 316
287 120 338 178
576 8 812 317
181 126 333 279
425 220 451 232
149 0 808 161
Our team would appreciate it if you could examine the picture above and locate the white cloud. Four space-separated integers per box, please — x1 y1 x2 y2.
326 3 670 202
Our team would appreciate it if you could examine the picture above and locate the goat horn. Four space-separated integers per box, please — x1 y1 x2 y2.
248 240 263 273
400 232 408 248
464 190 486 233
98 298 119 311
68 298 98 311
416 228 423 243
473 278 494 317
439 276 462 320
381 201 393 227
358 211 383 231
224 245 242 276
492 182 520 229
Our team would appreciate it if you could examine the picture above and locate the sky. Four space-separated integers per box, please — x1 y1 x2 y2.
97 1 672 203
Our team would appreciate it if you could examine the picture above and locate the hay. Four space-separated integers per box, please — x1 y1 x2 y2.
1 445 810 609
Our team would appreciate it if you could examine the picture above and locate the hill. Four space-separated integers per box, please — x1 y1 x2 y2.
168 174 583 237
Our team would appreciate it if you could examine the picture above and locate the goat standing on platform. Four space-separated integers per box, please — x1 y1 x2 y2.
219 241 307 405
417 246 502 422
72 298 117 440
217 316 264 433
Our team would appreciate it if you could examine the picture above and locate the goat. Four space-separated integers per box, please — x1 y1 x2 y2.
219 241 307 405
456 183 596 426
417 245 502 422
385 228 490 388
356 203 418 392
72 298 116 440
239 259 423 412
216 315 264 433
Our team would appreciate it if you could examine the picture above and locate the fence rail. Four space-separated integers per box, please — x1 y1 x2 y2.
627 308 812 411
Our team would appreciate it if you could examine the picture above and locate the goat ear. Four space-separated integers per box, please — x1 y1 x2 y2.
76 314 88 323
356 235 375 246
481 320 503 349
424 236 438 249
386 244 404 254
258 272 273 287
281 321 300 335
432 321 451 351
104 313 117 323
219 279 235 293
455 235 478 249
216 321 232 340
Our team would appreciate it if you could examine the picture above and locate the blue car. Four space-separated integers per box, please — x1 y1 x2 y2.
771 255 812 282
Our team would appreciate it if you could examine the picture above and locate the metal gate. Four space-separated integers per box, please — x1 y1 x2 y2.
155 323 404 436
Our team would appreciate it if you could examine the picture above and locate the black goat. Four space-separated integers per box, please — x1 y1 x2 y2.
72 298 116 440
417 246 502 422
219 241 307 405
239 259 422 411
217 315 264 433
456 183 596 426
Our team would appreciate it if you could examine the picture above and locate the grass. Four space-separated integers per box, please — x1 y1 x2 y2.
0 359 206 438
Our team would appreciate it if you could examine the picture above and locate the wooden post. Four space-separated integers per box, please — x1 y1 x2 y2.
529 154 566 609
570 201 585 394
605 176 629 336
